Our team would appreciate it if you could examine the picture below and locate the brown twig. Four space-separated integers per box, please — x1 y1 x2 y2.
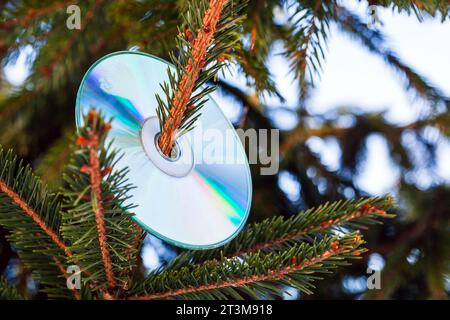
129 243 352 300
0 0 77 30
230 203 386 258
0 180 71 256
120 222 144 289
158 0 227 155
81 127 116 289
40 1 103 77
0 179 82 299
52 256 81 300
249 0 263 53
0 1 103 120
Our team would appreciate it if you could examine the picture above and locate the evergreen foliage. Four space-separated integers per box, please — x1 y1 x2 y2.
60 111 142 294
156 0 248 139
0 277 23 300
0 109 392 299
0 147 71 298
0 0 448 299
131 233 367 299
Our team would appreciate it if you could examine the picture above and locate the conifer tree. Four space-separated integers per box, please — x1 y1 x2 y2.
0 0 448 299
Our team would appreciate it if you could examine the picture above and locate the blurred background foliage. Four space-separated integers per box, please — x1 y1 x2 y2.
0 0 449 299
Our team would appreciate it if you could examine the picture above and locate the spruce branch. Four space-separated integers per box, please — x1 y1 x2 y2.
281 0 334 96
165 196 393 269
78 112 115 289
130 233 366 300
232 200 389 257
0 0 104 145
156 0 248 155
372 0 449 18
0 277 23 300
61 110 141 295
0 0 75 30
50 256 82 300
234 0 282 98
0 178 69 255
34 0 104 84
0 146 74 298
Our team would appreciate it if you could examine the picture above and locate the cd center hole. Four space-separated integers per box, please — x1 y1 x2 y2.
155 134 181 161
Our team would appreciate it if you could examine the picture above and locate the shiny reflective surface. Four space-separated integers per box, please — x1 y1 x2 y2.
76 51 252 249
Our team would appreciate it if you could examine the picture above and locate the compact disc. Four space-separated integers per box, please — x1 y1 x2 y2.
76 51 252 249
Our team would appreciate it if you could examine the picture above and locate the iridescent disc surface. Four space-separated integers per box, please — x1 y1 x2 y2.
76 51 252 249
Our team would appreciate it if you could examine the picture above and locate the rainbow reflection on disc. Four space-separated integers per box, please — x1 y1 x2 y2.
76 51 252 249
